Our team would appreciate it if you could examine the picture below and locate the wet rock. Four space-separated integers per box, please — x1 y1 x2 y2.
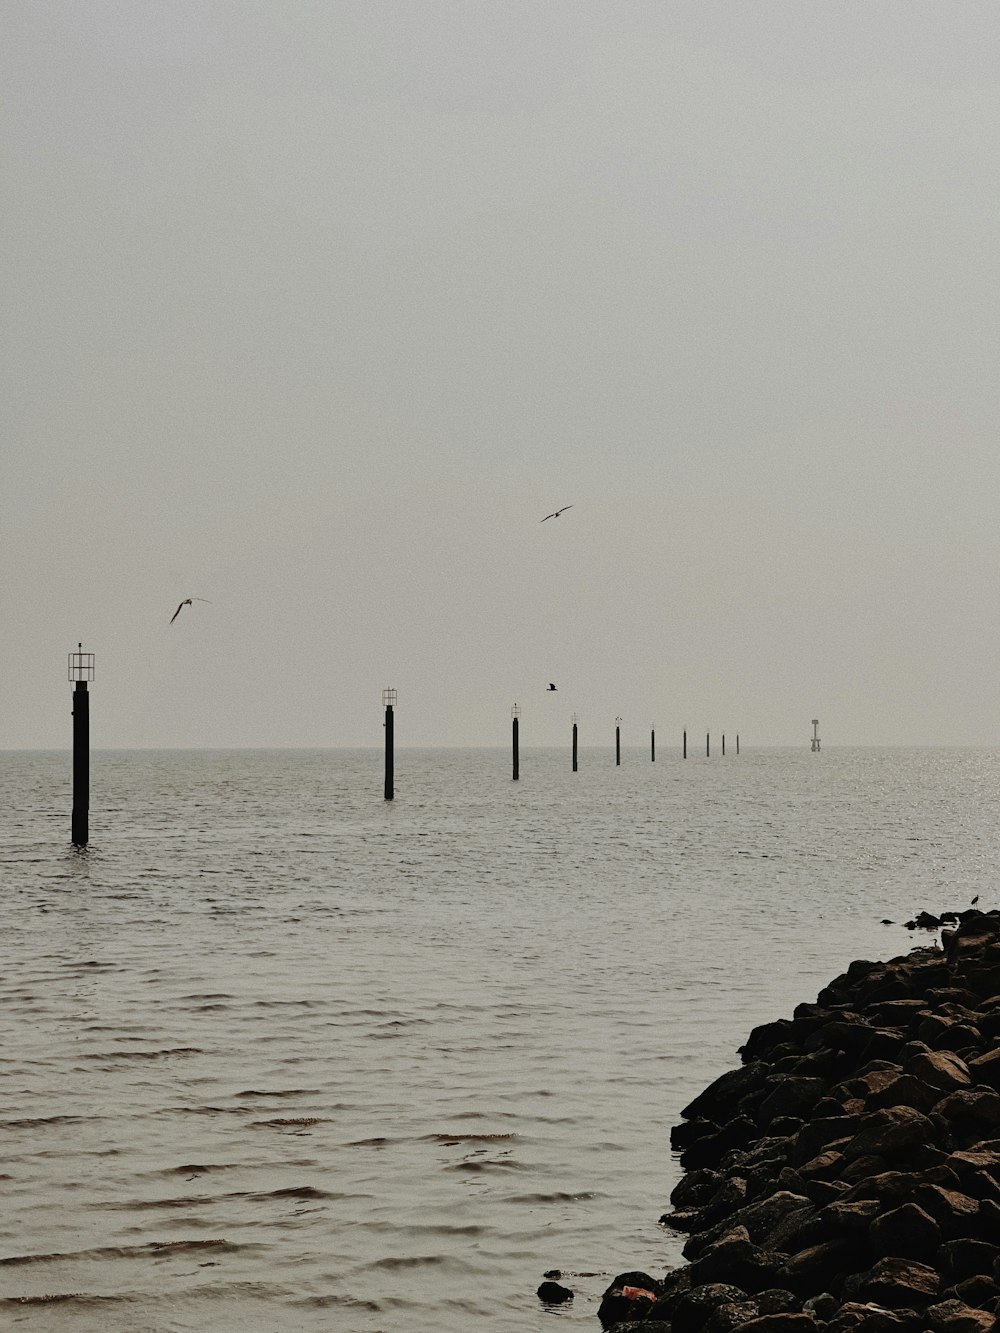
597 1271 660 1328
670 1282 751 1333
536 1279 573 1303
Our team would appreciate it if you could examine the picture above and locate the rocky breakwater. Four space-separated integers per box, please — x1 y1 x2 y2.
599 910 1000 1333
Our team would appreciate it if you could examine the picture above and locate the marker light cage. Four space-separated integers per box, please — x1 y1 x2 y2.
68 645 95 682
382 688 397 707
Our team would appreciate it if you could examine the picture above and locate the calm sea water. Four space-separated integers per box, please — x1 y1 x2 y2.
1 746 998 1332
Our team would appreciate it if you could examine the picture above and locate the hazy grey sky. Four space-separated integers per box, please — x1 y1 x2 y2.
5 2 1000 748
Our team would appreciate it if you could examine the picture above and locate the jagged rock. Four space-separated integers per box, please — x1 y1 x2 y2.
868 1201 941 1260
825 1303 923 1331
682 1061 770 1122
775 1236 867 1296
597 1271 661 1328
841 1106 938 1162
967 1048 1000 1092
925 1297 998 1331
907 1050 972 1091
685 1227 783 1294
670 1282 751 1333
843 1256 941 1307
914 1183 982 1236
937 1237 999 1284
734 1316 819 1331
933 1089 1000 1144
948 1274 1000 1308
703 1299 764 1331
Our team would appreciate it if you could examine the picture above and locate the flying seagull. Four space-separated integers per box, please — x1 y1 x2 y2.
547 683 557 691
170 597 211 624
541 505 573 522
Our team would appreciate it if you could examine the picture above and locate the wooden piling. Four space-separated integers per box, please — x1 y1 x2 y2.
68 643 93 846
383 688 396 800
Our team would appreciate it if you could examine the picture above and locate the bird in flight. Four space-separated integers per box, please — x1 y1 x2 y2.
547 683 557 691
541 505 573 522
170 597 211 624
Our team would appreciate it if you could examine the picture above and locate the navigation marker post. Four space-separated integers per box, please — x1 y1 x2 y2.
615 717 622 767
383 688 396 800
69 643 94 846
572 713 578 773
512 703 520 782
651 728 655 763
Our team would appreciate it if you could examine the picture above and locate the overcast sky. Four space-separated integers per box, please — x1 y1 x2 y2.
5 2 1000 748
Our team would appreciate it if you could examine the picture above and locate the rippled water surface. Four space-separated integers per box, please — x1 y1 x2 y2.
2 746 999 1331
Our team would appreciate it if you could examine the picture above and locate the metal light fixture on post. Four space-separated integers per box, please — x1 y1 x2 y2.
68 643 95 845
382 688 397 800
511 703 520 782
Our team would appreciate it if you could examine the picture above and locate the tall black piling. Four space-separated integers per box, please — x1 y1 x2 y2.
722 733 726 757
683 728 687 759
706 732 710 757
615 717 622 766
572 714 578 772
736 734 740 755
512 703 520 781
69 643 94 846
383 687 396 800
651 728 655 762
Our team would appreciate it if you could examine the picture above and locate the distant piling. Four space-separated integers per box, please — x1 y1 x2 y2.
651 728 655 762
572 714 578 772
737 734 740 755
722 733 726 757
69 643 94 846
512 703 520 781
383 688 396 800
615 717 622 767
706 732 710 758
683 728 687 759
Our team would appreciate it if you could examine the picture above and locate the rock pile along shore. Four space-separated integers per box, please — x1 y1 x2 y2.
598 910 1000 1333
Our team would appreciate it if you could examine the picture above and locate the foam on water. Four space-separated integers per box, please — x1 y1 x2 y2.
1 746 998 1331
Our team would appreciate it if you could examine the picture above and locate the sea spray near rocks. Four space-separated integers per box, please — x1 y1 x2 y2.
599 910 1000 1332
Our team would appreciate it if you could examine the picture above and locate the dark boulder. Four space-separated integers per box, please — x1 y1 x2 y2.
842 1256 941 1307
670 1282 751 1333
868 1201 941 1260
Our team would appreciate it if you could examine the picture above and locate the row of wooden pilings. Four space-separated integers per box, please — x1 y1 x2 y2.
65 651 740 841
383 691 739 801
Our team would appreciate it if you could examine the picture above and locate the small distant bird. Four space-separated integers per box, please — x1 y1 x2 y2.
548 683 557 691
971 895 980 906
170 597 211 624
541 505 573 522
